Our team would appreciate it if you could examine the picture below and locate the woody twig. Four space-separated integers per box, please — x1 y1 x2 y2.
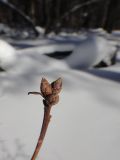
28 77 62 160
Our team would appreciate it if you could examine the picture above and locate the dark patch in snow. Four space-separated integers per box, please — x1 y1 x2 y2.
94 53 117 68
45 51 72 59
0 67 5 72
86 69 120 83
10 42 36 49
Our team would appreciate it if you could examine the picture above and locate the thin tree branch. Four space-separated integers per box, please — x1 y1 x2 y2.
28 92 43 97
0 0 39 36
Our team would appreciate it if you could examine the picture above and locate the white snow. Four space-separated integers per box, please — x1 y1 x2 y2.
65 33 117 68
0 40 16 70
0 30 120 160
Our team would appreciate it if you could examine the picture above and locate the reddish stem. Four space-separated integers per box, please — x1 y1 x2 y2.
31 101 52 160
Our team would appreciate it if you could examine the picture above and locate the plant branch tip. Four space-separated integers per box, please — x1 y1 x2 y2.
29 77 62 160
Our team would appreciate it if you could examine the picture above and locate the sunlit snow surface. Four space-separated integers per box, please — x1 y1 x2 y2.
0 30 120 160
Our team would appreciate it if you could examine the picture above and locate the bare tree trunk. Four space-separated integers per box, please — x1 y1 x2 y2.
101 0 111 28
33 0 46 26
104 0 117 32
54 0 61 33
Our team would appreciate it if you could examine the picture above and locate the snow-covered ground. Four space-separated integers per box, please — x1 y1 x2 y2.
0 30 120 160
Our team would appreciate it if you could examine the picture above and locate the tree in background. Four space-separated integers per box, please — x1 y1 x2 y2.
0 0 120 34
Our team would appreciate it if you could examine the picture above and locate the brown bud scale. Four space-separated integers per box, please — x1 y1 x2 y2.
45 94 59 106
40 78 52 97
51 78 62 94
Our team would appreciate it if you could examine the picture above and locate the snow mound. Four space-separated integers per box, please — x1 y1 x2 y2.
0 40 16 70
65 34 116 69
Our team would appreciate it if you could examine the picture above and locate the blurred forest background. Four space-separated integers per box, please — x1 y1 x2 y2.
0 0 120 35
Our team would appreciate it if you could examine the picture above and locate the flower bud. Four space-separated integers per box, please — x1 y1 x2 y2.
40 78 52 97
51 78 62 94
